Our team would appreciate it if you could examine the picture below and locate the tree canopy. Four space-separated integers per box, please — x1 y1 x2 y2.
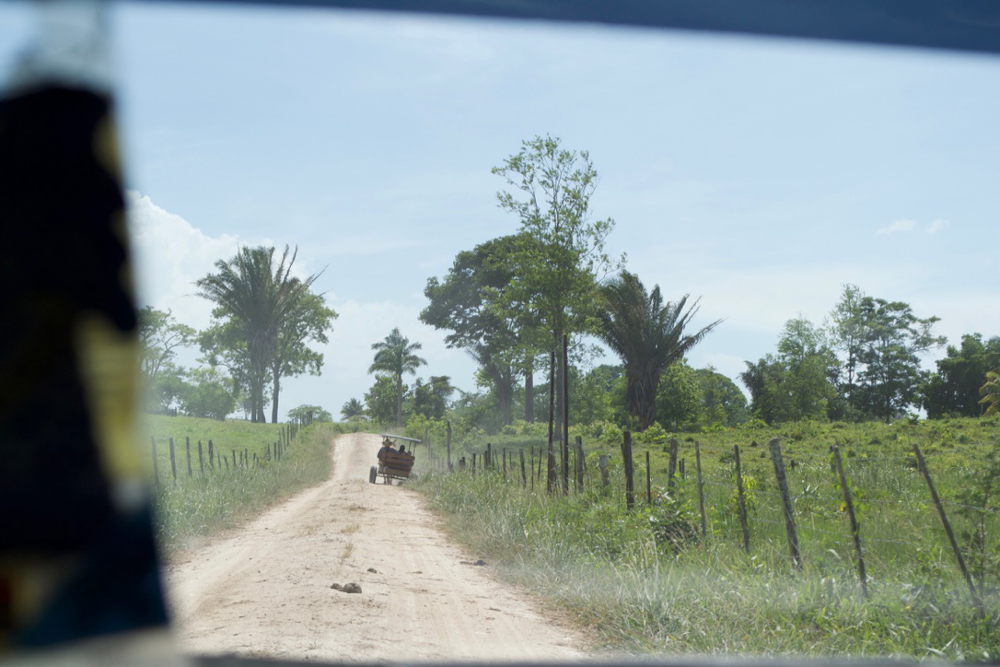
596 270 719 429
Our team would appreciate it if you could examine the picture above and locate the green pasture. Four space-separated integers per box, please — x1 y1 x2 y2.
414 416 1000 658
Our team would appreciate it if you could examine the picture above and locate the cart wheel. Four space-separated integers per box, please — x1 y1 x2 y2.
369 466 377 484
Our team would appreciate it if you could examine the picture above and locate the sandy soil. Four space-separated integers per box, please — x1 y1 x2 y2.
165 432 585 662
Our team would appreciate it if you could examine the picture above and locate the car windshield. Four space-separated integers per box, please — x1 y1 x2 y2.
2 0 999 662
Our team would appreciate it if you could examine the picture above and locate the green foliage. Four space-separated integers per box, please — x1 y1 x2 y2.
922 333 1000 418
288 404 332 425
830 284 945 420
573 364 623 425
982 370 1000 416
138 306 196 384
492 135 615 349
694 366 749 427
596 271 719 429
656 361 701 431
421 234 540 424
339 397 365 420
178 366 236 420
741 316 839 424
368 327 426 426
365 375 401 425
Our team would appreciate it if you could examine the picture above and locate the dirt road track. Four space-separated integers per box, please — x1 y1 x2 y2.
166 433 584 662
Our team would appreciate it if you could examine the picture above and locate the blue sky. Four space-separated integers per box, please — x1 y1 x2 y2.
3 3 999 420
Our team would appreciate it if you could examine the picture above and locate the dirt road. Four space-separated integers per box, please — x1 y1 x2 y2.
165 433 584 662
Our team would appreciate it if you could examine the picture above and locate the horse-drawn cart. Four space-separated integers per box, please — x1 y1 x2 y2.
369 450 415 484
368 434 420 485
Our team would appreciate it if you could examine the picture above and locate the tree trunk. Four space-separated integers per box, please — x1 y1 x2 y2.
271 365 281 424
524 359 534 422
395 375 403 426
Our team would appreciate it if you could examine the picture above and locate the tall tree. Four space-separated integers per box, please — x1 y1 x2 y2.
368 328 426 425
492 135 615 352
421 234 538 424
596 270 720 429
923 333 1000 418
195 245 328 422
829 285 945 420
493 135 617 474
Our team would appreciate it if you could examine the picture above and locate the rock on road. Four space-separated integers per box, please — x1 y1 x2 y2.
165 432 584 662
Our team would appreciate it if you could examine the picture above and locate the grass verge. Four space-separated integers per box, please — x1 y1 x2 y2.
415 460 1000 659
145 415 358 550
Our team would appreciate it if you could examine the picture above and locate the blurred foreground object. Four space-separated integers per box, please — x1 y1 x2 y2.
0 0 169 656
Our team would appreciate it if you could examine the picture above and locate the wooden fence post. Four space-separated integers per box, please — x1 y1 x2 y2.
198 440 204 475
622 431 635 510
472 452 477 476
695 440 707 537
599 455 609 487
734 444 750 554
667 438 679 490
168 437 177 485
768 438 802 571
486 443 492 470
679 458 685 480
209 440 215 470
913 443 985 617
232 449 237 470
446 420 452 470
502 449 508 482
150 437 159 488
185 437 192 477
646 450 652 505
519 449 527 488
831 444 868 598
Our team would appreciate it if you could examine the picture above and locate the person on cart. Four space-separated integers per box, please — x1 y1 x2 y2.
377 437 395 462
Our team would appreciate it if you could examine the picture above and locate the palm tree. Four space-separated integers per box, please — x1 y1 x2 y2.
341 397 366 420
196 246 318 422
596 271 721 430
369 328 426 425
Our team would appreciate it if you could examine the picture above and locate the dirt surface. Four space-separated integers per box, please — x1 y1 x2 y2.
165 432 585 662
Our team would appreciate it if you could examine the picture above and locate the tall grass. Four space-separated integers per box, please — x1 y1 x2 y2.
146 416 357 550
415 418 1000 658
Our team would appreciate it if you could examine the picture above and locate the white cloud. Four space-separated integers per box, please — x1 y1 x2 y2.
927 218 950 234
127 190 242 329
126 192 479 418
876 219 916 235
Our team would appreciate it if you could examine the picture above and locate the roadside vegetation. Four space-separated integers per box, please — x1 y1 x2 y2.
416 416 1000 658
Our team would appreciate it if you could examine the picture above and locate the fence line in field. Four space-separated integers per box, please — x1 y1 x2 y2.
418 428 999 610
148 421 301 487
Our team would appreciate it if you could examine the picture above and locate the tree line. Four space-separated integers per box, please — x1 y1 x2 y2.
344 135 998 433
